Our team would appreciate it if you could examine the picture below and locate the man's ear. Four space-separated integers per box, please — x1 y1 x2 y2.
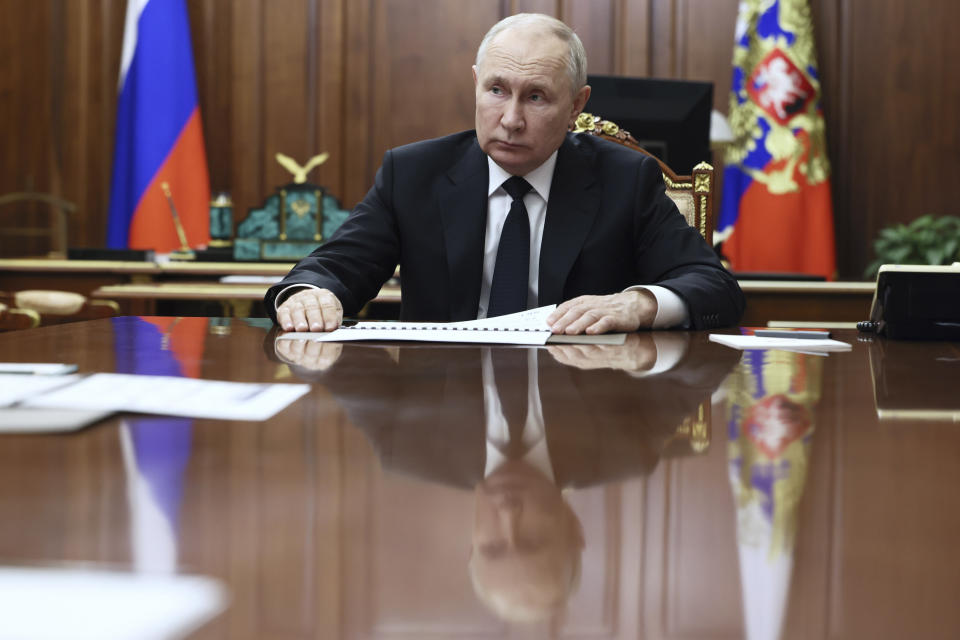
572 84 591 120
472 65 479 88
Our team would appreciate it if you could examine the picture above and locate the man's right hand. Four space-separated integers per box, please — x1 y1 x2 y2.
276 288 343 332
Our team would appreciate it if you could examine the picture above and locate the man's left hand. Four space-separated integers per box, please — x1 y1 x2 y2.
546 290 657 334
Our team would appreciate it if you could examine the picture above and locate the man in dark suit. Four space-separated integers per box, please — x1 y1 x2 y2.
266 13 744 334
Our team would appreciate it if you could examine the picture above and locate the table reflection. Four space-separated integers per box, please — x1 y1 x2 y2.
722 349 822 640
113 317 205 573
274 332 740 622
4 320 960 638
867 337 960 421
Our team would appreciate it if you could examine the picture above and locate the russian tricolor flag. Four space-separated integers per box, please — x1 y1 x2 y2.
107 0 210 252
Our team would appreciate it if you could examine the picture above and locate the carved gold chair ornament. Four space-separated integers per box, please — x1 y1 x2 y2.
571 112 715 246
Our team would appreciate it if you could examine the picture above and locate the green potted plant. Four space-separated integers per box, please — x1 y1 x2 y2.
865 214 960 279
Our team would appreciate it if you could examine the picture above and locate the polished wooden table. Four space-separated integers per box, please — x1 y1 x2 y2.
1 320 958 638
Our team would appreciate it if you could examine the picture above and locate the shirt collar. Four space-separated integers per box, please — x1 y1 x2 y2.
486 150 558 202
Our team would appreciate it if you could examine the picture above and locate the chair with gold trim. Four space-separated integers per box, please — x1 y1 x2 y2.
0 290 119 327
571 113 715 245
572 113 717 454
0 300 40 332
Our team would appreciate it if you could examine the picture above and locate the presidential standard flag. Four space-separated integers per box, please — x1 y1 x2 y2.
107 0 210 252
717 0 835 279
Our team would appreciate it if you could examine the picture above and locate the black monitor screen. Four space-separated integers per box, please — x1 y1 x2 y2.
585 75 713 174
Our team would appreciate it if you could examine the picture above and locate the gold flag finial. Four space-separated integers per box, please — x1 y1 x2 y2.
275 152 329 184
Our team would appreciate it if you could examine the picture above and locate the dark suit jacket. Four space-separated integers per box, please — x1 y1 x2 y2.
265 131 745 329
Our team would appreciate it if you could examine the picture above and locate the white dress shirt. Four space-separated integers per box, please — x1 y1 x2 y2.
482 349 554 481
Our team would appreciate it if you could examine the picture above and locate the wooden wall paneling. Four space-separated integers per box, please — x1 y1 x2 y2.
230 0 267 228
831 0 856 280
375 2 496 158
341 0 500 208
841 0 960 279
562 0 618 75
313 0 346 206
620 0 653 77
50 0 122 252
806 0 845 279
0 0 52 257
66 0 125 251
342 0 375 208
262 2 313 194
190 0 236 200
679 0 739 114
649 0 677 79
512 0 559 16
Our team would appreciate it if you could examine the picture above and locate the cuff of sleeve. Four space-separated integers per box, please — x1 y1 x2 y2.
625 285 690 329
274 283 319 313
628 332 691 377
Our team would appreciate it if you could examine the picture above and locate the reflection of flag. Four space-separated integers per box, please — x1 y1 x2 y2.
113 317 207 569
724 348 821 640
717 0 835 279
107 0 210 252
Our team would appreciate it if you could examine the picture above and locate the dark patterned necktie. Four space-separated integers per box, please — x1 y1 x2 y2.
487 176 533 318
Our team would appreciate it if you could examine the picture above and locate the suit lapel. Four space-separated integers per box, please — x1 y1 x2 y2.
538 135 601 306
439 138 489 321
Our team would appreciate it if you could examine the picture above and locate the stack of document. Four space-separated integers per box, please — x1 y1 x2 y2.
709 333 852 354
277 304 626 346
0 370 310 434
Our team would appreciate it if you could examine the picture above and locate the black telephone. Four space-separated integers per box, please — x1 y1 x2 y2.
863 264 960 340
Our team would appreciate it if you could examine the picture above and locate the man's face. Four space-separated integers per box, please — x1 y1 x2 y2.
473 27 590 176
470 460 585 619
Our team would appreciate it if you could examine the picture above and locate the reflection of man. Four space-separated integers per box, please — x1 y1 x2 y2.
272 333 740 620
266 13 744 335
471 348 583 622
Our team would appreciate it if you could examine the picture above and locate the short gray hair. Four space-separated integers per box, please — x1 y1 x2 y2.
475 13 587 94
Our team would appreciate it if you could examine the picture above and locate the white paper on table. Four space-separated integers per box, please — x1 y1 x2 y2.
0 363 77 375
278 305 557 345
0 374 82 407
0 408 114 433
709 334 852 353
218 274 283 284
22 373 310 421
0 566 226 640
